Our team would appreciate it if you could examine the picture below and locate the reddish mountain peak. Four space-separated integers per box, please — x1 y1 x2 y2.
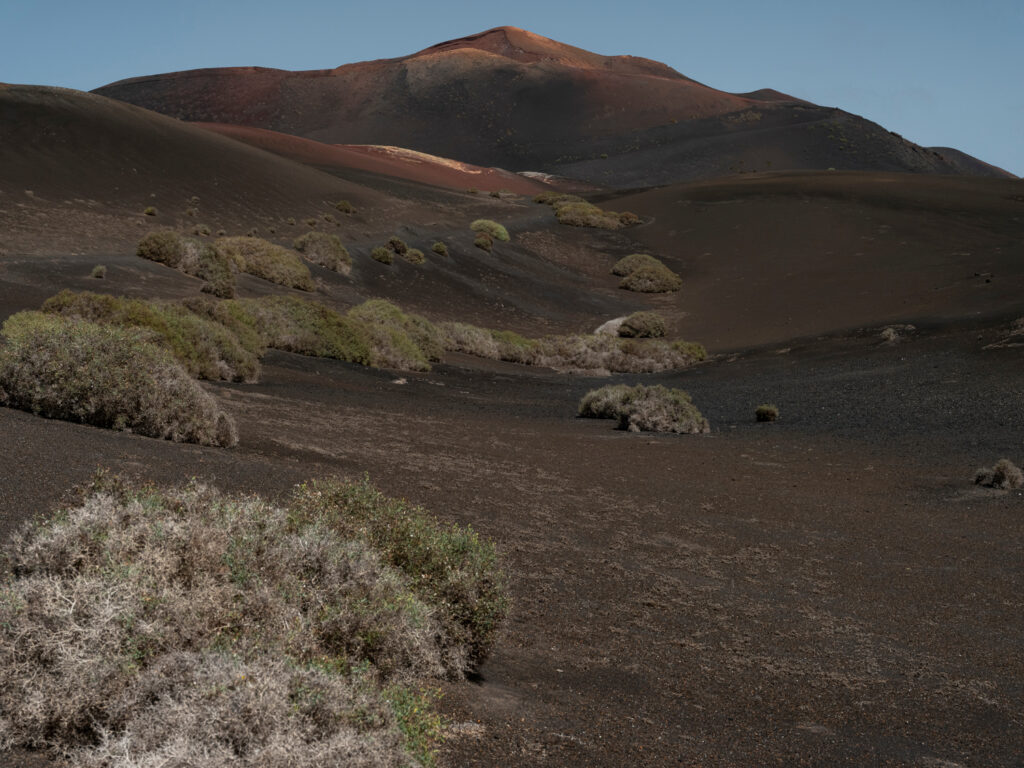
411 26 686 79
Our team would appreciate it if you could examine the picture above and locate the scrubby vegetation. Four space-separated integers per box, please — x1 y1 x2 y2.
294 231 352 275
136 230 234 298
335 199 355 214
611 254 681 293
0 313 237 446
371 246 394 265
348 300 444 371
618 311 667 338
387 236 409 256
143 206 157 216
469 219 510 242
441 321 705 373
578 383 710 434
403 248 426 265
756 404 780 422
43 290 260 382
473 233 493 252
975 459 1024 489
0 475 507 766
431 241 449 257
213 236 315 291
89 264 106 279
534 194 638 230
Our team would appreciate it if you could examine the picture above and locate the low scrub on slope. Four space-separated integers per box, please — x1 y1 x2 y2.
43 290 260 382
293 231 352 275
348 299 444 371
0 476 507 766
611 254 682 293
136 229 235 297
469 219 510 242
534 195 638 230
214 236 315 291
579 383 710 433
441 321 705 373
617 311 667 338
0 313 237 446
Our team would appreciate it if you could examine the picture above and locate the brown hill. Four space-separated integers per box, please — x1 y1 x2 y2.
94 27 1008 187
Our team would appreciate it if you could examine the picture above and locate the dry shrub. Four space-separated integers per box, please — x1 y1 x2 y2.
617 311 666 338
611 253 662 277
553 201 623 230
473 232 493 252
293 231 352 275
90 265 106 279
403 248 426 265
213 236 314 291
335 199 355 214
619 263 682 293
387 236 408 256
469 219 510 242
42 290 260 382
431 241 449 257
440 321 705 373
578 383 710 434
371 246 394 265
533 192 583 206
756 404 780 422
136 229 186 267
0 476 505 764
975 459 1024 489
347 300 443 371
0 313 237 446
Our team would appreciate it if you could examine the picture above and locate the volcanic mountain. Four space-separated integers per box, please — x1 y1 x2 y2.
94 26 1011 187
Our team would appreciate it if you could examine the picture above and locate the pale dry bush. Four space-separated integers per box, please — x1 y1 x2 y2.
974 459 1024 489
578 383 710 434
0 481 474 765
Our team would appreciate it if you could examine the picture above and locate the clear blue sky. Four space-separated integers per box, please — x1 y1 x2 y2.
2 0 1021 176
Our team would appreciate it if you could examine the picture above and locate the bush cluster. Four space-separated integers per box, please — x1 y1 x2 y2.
611 254 681 293
578 383 710 434
440 321 705 373
0 476 507 765
533 194 638 230
293 231 352 275
214 236 315 291
0 313 237 446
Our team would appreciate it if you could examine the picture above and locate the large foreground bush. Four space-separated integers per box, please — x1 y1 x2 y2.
0 313 237 446
0 476 507 766
578 383 710 433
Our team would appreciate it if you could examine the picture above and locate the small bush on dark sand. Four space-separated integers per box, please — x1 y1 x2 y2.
611 253 662 277
470 219 509 242
214 236 314 291
975 459 1024 489
403 248 426 265
756 404 780 422
431 241 449 257
619 263 682 293
441 321 704 373
387 236 409 256
553 201 623 229
89 264 106 279
293 231 352 275
473 232 493 252
618 311 666 338
42 290 260 382
335 199 355 214
0 313 237 446
0 476 506 765
371 246 394 265
348 299 444 371
578 383 709 434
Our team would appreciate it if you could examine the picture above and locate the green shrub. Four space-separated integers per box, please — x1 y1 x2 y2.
473 232 493 252
0 313 237 446
469 219 509 242
756 404 780 422
335 199 355 214
618 311 666 338
431 241 449 257
975 459 1024 489
387 236 408 256
89 264 106 279
611 253 662 276
293 231 352 275
137 229 186 267
289 477 508 667
0 476 503 764
620 263 682 293
403 248 426 265
347 299 443 371
42 290 260 382
371 246 394 265
553 201 623 229
143 206 157 216
578 383 709 434
213 236 314 291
